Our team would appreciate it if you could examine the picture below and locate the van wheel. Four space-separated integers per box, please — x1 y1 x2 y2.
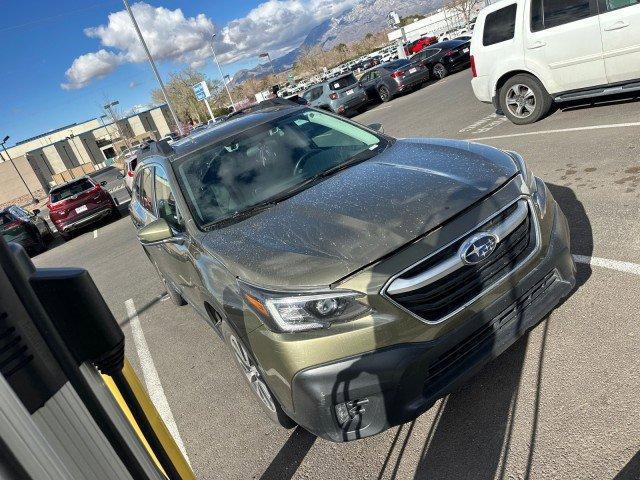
499 74 552 125
378 85 391 102
227 333 296 430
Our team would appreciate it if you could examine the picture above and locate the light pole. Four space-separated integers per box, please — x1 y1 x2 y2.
122 0 183 135
0 135 37 204
211 33 236 111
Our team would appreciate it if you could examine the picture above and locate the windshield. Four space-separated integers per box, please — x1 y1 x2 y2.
50 179 94 203
174 110 383 227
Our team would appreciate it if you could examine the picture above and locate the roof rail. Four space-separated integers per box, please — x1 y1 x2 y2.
138 139 174 159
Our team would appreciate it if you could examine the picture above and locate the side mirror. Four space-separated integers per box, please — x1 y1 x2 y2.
137 218 183 246
32 209 41 216
368 123 384 133
100 180 108 187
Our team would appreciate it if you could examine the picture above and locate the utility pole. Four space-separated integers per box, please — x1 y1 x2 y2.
122 0 183 134
211 33 236 111
1 136 37 204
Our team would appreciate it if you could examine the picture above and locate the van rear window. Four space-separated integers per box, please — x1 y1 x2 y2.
483 4 517 46
531 0 592 31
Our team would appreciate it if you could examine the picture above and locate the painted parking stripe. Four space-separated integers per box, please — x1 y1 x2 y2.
467 121 640 142
573 255 640 276
125 299 191 465
93 229 98 239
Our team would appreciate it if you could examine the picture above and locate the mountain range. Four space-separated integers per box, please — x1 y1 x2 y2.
231 0 442 85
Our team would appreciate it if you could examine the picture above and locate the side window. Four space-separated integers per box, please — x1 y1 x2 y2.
371 70 380 79
154 166 181 229
9 206 28 219
531 0 592 31
313 87 324 101
137 167 154 213
599 0 639 12
360 72 370 82
483 4 517 46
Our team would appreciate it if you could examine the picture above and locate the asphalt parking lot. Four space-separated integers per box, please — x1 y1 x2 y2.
34 70 640 480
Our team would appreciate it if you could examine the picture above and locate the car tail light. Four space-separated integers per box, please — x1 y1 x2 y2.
329 92 338 100
470 55 477 78
391 70 405 78
444 50 455 57
3 219 22 232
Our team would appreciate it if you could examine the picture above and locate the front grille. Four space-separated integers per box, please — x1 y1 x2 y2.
387 201 536 322
423 270 557 397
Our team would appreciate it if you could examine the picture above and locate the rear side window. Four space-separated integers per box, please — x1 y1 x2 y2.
599 0 638 12
50 179 94 203
483 4 517 46
531 0 592 31
0 212 15 226
136 167 155 213
330 75 357 90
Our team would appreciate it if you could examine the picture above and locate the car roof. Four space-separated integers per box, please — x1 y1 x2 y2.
433 39 468 49
140 104 304 164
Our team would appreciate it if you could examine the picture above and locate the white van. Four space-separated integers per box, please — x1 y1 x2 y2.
471 0 640 124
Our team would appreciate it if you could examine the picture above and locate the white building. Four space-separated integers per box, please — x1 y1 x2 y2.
387 5 482 44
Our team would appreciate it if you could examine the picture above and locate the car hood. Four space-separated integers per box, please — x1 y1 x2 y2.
202 138 517 288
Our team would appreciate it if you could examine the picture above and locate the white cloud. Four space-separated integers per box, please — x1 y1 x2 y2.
61 49 122 90
62 1 358 89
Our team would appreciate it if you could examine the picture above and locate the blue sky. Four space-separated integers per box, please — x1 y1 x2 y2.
1 0 338 146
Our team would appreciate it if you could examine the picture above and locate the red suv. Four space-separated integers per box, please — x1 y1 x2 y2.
405 36 437 55
47 177 118 239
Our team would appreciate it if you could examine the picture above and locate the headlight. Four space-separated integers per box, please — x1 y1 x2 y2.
505 150 547 218
239 283 371 333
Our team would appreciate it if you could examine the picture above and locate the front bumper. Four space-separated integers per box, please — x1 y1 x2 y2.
288 203 575 441
54 206 114 233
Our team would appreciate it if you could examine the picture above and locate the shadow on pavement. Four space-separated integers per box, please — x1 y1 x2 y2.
546 183 593 290
119 292 166 327
258 427 316 480
412 333 530 479
614 450 640 480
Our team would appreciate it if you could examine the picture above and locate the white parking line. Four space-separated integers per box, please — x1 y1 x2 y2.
573 254 640 276
93 229 98 239
125 299 191 465
467 121 640 142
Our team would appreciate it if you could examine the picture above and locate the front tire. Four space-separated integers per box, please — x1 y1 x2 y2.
228 332 296 429
378 85 391 102
499 74 552 125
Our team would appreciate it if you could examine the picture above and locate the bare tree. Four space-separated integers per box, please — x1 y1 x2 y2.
445 0 479 25
101 95 135 150
151 68 221 125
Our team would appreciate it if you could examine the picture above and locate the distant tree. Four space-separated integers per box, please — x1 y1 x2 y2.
337 43 348 53
151 68 221 124
399 14 426 27
445 0 479 24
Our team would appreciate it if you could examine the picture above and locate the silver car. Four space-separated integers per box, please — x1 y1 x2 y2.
302 73 368 115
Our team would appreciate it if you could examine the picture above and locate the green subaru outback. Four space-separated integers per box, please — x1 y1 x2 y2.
129 102 575 442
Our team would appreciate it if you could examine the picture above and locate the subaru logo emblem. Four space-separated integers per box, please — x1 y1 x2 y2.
458 232 498 265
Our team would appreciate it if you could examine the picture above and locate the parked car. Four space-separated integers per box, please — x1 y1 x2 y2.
0 205 52 255
130 104 575 442
119 148 140 193
471 0 640 124
359 59 430 102
301 73 368 115
405 36 438 55
411 39 471 79
47 176 118 240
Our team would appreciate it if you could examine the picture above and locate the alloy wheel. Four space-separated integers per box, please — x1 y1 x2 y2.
229 335 277 413
505 84 536 119
433 63 447 79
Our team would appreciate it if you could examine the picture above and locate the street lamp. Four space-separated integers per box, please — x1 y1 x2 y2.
0 135 37 204
211 33 236 111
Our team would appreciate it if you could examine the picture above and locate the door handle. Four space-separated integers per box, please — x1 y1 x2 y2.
527 41 546 49
604 20 630 31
